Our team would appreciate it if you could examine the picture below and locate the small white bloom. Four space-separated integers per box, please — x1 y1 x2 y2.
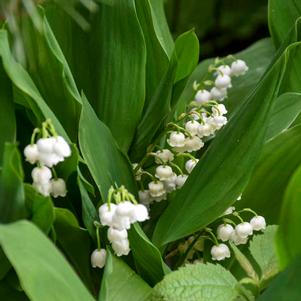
138 190 151 205
148 181 166 198
116 201 135 217
224 206 235 215
185 159 198 174
172 145 187 153
155 149 174 164
155 165 174 181
210 87 227 101
131 204 149 222
38 152 63 168
215 74 232 89
107 227 128 242
212 104 227 116
211 243 231 261
167 132 186 148
207 116 227 131
184 136 204 152
50 178 67 198
197 122 214 137
31 166 52 184
91 249 107 268
217 65 231 76
150 193 167 203
231 59 248 76
33 181 51 197
99 203 117 226
24 144 39 164
53 136 71 158
37 137 56 154
195 89 211 104
163 173 177 192
230 231 248 245
112 215 131 230
235 222 253 238
175 174 188 188
112 238 130 256
250 216 266 231
185 120 201 136
217 224 234 242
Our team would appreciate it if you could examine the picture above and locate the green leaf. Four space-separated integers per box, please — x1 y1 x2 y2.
0 143 26 223
79 94 136 198
24 184 54 234
152 263 238 301
0 220 95 301
152 41 292 246
257 256 301 301
269 0 301 48
238 125 301 223
276 164 301 269
0 29 68 140
0 64 16 165
93 0 146 152
53 208 94 292
99 250 152 301
128 224 169 285
266 92 301 140
249 226 279 284
174 30 199 82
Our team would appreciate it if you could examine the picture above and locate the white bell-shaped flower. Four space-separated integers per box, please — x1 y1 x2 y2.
99 203 117 226
155 165 174 181
138 190 151 205
185 159 199 174
163 173 177 192
185 120 201 136
215 74 232 89
155 149 174 164
212 104 227 116
195 89 211 104
217 224 234 242
148 181 166 198
217 65 231 76
167 132 186 148
250 216 266 231
175 174 188 188
37 137 56 154
53 136 71 158
112 214 131 230
207 116 227 131
235 222 253 238
211 243 231 261
130 204 149 222
91 249 107 268
197 122 214 138
50 178 67 198
230 231 248 245
184 136 204 152
107 227 128 242
116 201 135 217
31 166 52 184
231 59 248 76
39 152 63 168
210 87 227 101
112 238 130 256
24 144 39 164
33 181 51 197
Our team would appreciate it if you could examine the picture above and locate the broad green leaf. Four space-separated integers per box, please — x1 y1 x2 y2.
20 13 82 140
135 0 169 106
266 92 301 140
152 41 293 246
0 64 16 164
53 208 94 292
257 256 301 301
99 250 152 301
24 184 54 234
0 30 68 140
276 164 301 269
128 224 169 285
0 220 95 301
176 38 275 115
152 263 238 301
0 280 29 301
249 226 279 285
269 0 301 48
0 144 26 223
93 0 146 152
130 57 177 161
238 125 301 223
174 30 199 82
79 94 136 199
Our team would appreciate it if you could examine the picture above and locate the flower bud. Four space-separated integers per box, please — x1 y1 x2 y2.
185 159 198 174
91 249 107 268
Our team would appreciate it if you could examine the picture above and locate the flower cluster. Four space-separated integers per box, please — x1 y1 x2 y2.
133 58 248 207
98 186 149 258
23 120 71 197
210 206 266 261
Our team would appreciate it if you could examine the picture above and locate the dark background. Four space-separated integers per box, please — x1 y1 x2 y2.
164 0 269 59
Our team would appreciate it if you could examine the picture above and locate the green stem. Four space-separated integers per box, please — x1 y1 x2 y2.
169 162 183 175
